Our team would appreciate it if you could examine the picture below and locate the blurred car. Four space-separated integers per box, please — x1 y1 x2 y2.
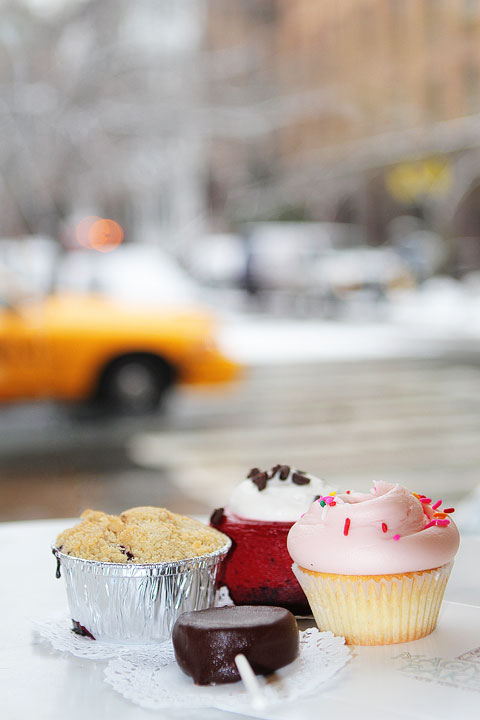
0 248 240 413
182 224 366 295
0 235 59 297
182 233 246 288
314 246 414 298
241 222 364 293
54 244 199 305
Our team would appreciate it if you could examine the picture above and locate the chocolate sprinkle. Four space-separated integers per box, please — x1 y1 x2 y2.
252 472 268 491
210 507 224 526
119 545 134 561
292 472 310 486
247 463 311 491
313 495 321 502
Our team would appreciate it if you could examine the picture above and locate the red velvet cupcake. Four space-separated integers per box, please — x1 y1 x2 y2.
210 465 335 615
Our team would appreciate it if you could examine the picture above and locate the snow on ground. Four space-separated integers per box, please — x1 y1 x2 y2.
218 316 441 364
218 276 480 365
389 275 480 337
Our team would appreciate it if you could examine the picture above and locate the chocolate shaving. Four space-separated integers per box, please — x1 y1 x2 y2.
278 465 290 480
252 472 268 491
247 468 261 479
292 472 310 485
269 464 281 478
210 507 224 526
313 495 321 502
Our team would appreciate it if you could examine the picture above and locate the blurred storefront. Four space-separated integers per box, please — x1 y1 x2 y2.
205 0 480 274
3 0 480 274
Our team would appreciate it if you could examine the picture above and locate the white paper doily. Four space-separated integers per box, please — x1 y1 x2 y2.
33 615 350 712
32 614 175 664
104 627 349 712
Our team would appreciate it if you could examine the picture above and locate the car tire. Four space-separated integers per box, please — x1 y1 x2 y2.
98 356 173 415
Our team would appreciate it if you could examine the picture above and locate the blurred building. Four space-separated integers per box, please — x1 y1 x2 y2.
3 0 480 273
275 0 480 265
206 0 480 272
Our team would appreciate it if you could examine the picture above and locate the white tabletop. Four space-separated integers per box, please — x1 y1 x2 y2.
2 519 480 720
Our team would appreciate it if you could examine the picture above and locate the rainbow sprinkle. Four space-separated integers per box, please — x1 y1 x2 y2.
424 517 451 529
411 491 455 530
318 494 336 505
317 487 455 540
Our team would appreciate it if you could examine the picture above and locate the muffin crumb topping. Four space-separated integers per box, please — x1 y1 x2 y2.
56 506 228 563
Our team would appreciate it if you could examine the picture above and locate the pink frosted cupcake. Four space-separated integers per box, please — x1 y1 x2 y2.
287 482 460 645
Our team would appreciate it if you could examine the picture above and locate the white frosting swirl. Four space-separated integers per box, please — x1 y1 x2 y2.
227 467 334 522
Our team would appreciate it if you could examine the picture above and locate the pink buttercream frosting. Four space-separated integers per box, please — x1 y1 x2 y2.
287 482 460 575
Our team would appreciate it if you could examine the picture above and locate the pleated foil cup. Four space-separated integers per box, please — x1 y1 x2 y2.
52 539 231 644
293 561 453 646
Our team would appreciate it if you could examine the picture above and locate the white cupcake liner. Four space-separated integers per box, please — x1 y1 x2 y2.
293 561 453 645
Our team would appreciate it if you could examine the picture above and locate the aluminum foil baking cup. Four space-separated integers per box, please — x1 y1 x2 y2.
52 539 231 644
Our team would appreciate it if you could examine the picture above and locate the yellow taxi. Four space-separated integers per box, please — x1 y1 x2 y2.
0 290 240 413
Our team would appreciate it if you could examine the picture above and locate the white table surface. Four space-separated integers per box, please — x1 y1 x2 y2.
1 518 480 720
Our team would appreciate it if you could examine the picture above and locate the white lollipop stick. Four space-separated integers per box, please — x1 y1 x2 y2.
234 654 266 710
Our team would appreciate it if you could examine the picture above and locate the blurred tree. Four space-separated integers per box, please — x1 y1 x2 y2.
0 0 207 245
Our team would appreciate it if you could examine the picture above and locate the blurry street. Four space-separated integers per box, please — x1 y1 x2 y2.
1 352 479 523
2 0 480 533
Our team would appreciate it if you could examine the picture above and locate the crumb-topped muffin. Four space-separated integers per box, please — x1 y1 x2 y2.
53 506 231 643
56 506 228 564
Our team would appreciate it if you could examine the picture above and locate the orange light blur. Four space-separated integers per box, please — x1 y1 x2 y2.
89 219 124 252
76 216 100 248
75 216 124 252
